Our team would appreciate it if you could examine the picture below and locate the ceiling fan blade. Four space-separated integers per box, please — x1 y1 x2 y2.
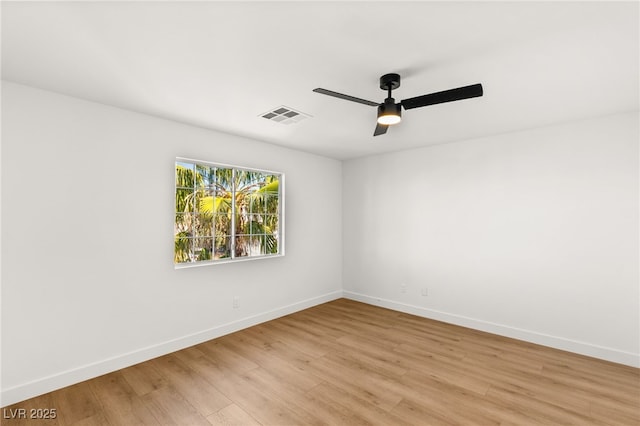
373 122 388 136
401 83 483 110
313 88 379 107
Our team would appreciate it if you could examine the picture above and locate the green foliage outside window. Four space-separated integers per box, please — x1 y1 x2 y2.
175 159 282 265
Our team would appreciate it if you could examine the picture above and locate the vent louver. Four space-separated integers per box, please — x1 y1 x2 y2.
260 106 311 125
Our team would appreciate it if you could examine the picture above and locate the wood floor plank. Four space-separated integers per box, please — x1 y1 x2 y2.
540 362 640 404
398 348 493 395
205 404 261 426
215 335 324 392
484 383 606 425
195 339 259 374
390 398 459 426
330 340 408 378
394 369 505 425
3 299 639 425
50 381 101 425
472 368 593 416
177 346 312 425
68 411 110 426
88 372 161 425
280 311 347 340
262 340 320 375
240 367 343 425
216 372 313 425
590 399 640 425
148 354 232 417
138 386 210 426
119 360 168 397
260 320 335 358
306 351 404 412
301 385 373 426
306 382 413 426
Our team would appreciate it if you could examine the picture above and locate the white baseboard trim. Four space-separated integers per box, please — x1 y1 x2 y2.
343 290 639 368
1 290 343 407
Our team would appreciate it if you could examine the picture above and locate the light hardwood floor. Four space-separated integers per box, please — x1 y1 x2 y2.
3 299 639 425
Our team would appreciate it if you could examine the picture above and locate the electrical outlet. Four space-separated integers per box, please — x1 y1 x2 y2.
421 287 428 296
401 283 407 293
233 296 239 308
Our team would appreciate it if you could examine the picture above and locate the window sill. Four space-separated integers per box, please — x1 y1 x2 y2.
174 253 285 269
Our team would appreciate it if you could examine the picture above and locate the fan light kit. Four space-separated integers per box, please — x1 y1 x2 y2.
377 100 402 125
313 73 483 136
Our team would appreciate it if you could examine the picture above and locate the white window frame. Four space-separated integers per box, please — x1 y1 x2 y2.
174 157 285 268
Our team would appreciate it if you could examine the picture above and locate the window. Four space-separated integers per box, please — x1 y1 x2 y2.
174 158 284 266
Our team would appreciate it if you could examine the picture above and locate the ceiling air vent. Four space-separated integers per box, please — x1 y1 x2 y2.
260 106 311 125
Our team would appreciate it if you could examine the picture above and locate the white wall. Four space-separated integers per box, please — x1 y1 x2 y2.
1 81 343 405
343 112 639 367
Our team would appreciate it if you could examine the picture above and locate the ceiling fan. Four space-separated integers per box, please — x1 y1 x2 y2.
313 73 483 136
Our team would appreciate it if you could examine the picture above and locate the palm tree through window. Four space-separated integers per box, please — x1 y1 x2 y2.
175 158 283 265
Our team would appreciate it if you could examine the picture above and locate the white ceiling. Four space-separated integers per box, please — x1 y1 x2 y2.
2 1 638 160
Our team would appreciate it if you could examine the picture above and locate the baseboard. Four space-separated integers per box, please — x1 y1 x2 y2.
343 290 640 368
1 290 343 407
